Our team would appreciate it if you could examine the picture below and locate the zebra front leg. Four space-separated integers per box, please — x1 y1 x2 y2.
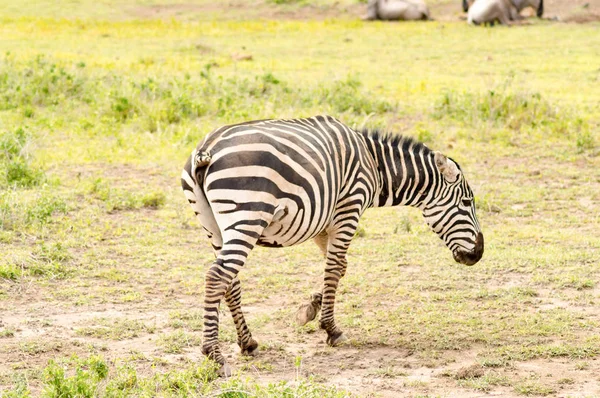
225 276 258 356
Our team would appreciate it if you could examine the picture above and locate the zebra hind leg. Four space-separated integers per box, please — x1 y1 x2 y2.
296 292 323 326
225 276 258 356
202 230 260 377
202 260 234 377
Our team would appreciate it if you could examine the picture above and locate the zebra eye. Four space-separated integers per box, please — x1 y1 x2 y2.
461 198 473 207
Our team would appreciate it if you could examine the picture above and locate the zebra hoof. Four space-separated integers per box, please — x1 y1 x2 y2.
241 338 259 356
326 332 348 347
217 363 232 378
296 303 318 326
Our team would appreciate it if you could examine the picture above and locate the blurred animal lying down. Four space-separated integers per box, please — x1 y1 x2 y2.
364 0 431 21
465 0 543 25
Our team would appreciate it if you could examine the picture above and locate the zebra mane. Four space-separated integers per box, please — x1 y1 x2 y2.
360 128 431 156
361 128 463 171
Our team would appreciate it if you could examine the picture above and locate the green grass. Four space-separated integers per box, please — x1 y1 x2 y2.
158 331 202 354
457 371 511 392
0 127 46 188
514 378 556 396
88 178 167 212
0 354 348 397
76 317 156 340
0 328 16 338
168 309 204 331
0 1 599 397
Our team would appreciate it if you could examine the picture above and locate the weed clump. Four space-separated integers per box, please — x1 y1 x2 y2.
3 56 397 139
1 191 67 231
513 379 555 396
23 242 73 279
309 75 394 115
88 178 167 212
26 196 67 225
7 354 222 397
43 356 108 398
576 129 595 153
432 82 592 148
158 330 202 354
1 373 31 398
141 191 167 209
267 0 307 4
0 263 22 280
455 364 485 379
76 317 156 340
433 88 556 129
0 127 45 188
0 54 88 110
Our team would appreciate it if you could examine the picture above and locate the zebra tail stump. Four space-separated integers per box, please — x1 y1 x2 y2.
181 115 484 376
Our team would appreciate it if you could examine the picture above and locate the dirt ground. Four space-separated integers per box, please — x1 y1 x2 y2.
2 275 600 397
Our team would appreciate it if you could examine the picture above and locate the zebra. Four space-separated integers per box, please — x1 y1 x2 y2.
181 115 484 376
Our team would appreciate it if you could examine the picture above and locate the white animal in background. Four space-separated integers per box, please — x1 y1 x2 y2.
365 0 431 21
466 0 543 25
511 0 543 17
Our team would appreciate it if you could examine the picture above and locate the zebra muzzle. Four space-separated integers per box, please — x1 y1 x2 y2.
453 232 484 266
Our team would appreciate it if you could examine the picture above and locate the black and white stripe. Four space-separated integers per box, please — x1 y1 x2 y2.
181 115 483 375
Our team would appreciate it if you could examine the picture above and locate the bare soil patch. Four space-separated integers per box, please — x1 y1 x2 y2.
129 1 365 21
129 3 207 19
563 11 600 23
126 0 600 23
3 274 600 396
544 0 600 21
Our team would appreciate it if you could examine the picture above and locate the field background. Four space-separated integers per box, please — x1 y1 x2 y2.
1 0 599 397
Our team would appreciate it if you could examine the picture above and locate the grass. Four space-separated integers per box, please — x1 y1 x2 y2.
457 371 511 392
432 81 592 146
366 366 408 378
514 378 556 396
157 331 202 354
76 317 156 340
0 329 15 338
88 178 167 212
0 127 45 188
0 0 599 397
1 354 349 397
168 309 204 331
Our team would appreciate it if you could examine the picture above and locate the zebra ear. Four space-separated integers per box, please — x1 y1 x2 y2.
434 151 460 182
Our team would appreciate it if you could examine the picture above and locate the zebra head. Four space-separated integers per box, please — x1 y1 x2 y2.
422 152 484 266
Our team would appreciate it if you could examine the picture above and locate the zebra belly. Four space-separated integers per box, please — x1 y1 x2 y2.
206 185 331 249
257 200 327 247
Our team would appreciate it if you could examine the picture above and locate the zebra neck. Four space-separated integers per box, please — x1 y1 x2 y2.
364 134 435 209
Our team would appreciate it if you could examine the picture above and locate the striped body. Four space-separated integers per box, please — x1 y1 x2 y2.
192 116 378 248
181 115 483 374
